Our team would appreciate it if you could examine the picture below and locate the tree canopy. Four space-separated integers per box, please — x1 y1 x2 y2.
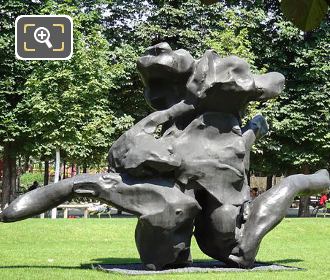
0 0 329 208
201 0 330 32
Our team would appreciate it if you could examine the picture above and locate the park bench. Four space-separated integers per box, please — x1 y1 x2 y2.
57 204 94 218
315 202 330 218
45 203 113 219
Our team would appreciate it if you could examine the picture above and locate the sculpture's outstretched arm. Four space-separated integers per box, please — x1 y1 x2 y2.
0 172 201 270
0 177 75 222
0 173 199 223
242 114 268 149
241 115 268 170
109 101 195 176
229 169 330 267
126 100 195 136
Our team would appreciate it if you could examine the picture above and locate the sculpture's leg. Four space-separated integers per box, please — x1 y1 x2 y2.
229 169 330 267
194 189 241 264
0 173 200 270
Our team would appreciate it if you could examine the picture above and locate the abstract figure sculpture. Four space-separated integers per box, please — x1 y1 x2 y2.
1 43 329 270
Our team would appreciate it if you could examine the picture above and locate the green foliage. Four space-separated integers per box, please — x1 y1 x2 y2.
23 1 121 163
104 0 265 122
0 0 134 166
20 172 44 190
0 0 41 146
202 0 330 32
105 0 330 175
204 8 256 65
1 0 329 175
255 19 329 173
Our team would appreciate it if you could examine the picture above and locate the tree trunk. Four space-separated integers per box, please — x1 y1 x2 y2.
1 142 17 209
63 160 66 179
29 158 34 173
23 155 29 173
273 175 277 186
266 175 273 190
247 171 251 186
298 196 311 217
54 148 60 183
52 148 61 219
17 157 21 192
71 163 76 177
44 160 49 186
83 164 87 173
40 159 50 218
298 165 310 217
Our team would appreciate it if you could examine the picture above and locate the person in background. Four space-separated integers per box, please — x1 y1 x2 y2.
319 192 328 207
28 181 40 192
313 192 329 215
250 187 259 200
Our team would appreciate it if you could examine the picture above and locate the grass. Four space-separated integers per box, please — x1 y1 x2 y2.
0 218 329 280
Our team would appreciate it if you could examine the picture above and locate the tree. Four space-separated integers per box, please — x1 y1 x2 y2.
247 7 330 175
1 0 328 213
201 0 330 31
23 0 134 167
0 0 134 207
239 2 330 216
104 0 264 120
205 2 329 217
0 0 42 207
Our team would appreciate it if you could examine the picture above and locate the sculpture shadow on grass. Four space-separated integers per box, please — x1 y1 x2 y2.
267 259 304 264
0 265 87 270
89 257 141 265
0 258 141 271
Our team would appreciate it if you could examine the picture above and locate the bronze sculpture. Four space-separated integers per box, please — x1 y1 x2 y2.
1 43 329 270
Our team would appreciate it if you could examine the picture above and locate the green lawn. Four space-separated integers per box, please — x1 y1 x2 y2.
0 218 329 280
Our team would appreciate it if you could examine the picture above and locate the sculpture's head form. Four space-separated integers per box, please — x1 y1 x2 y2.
185 51 285 118
137 42 285 119
137 42 195 110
